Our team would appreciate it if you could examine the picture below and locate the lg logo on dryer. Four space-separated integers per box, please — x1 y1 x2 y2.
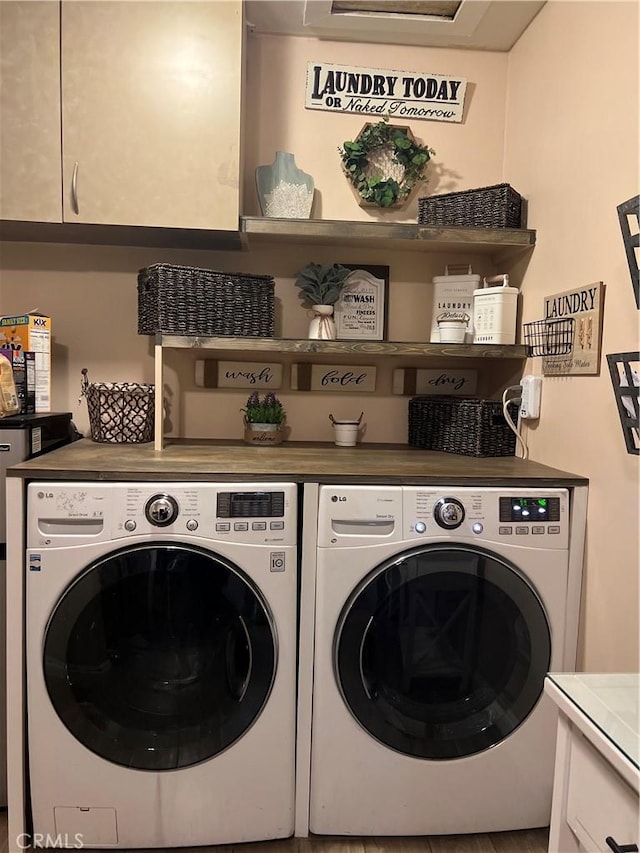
331 495 347 502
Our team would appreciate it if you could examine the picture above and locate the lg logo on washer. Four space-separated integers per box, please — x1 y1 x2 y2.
331 495 347 502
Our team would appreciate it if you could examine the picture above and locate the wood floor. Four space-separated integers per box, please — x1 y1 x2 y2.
0 812 549 853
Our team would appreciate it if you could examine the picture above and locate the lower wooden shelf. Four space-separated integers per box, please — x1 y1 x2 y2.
153 336 530 450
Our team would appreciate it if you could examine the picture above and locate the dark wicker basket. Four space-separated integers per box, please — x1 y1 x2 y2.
408 396 517 457
418 183 524 229
84 382 154 444
138 264 275 336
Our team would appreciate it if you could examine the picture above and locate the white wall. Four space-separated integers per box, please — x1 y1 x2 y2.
504 0 639 670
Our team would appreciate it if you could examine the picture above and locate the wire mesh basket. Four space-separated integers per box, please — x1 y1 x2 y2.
81 370 154 444
523 318 575 357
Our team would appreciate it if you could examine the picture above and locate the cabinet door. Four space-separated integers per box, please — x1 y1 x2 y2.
0 1 62 223
61 1 243 229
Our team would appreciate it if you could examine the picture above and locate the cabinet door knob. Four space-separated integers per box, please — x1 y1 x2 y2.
71 161 79 214
605 837 638 853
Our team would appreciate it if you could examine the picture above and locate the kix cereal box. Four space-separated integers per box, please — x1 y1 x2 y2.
0 313 51 412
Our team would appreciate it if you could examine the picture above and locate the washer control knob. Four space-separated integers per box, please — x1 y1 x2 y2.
186 519 198 532
472 522 484 534
414 521 427 534
145 494 179 527
124 519 137 532
433 497 465 530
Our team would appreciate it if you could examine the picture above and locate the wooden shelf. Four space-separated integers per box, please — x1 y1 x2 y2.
1 217 535 261
240 216 536 261
156 335 530 360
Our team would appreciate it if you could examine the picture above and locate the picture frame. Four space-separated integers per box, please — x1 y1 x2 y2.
334 264 389 341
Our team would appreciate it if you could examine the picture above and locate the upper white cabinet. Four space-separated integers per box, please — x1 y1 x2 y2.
1 1 244 230
0 1 62 223
61 1 244 229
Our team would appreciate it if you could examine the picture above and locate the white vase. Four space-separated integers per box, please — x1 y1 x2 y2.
308 305 337 340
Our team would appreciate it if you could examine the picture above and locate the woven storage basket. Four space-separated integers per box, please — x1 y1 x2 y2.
418 183 523 229
408 396 517 457
85 382 154 444
138 264 275 336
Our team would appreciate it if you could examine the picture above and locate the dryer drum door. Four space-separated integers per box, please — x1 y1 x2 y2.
43 544 277 771
334 544 551 760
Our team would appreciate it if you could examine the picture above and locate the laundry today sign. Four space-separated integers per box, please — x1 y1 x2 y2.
305 62 467 123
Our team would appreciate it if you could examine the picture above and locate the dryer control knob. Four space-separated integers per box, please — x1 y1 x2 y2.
124 519 137 532
145 494 179 527
433 497 465 530
414 521 427 534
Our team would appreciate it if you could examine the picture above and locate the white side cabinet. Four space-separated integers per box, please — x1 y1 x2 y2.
545 675 639 853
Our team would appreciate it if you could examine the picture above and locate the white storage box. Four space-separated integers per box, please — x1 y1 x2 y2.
473 275 519 345
429 267 479 343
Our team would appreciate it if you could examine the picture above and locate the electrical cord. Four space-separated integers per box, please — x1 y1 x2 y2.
502 385 528 459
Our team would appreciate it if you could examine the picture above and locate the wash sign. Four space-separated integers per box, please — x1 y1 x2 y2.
305 62 467 123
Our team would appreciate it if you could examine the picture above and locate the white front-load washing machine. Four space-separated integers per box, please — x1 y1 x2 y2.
26 481 297 848
309 484 582 836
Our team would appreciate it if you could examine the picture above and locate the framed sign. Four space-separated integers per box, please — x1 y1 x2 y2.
543 282 605 376
392 368 478 396
195 360 282 389
291 363 376 392
305 62 467 124
334 264 389 341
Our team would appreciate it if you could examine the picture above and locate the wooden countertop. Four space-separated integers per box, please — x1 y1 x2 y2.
8 439 588 485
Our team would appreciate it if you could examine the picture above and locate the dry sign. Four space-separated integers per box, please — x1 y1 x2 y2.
306 62 467 123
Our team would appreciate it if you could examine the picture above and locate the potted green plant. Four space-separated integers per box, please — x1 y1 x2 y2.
294 262 353 339
242 391 286 445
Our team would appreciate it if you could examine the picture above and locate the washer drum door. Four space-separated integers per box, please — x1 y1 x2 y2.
43 543 277 771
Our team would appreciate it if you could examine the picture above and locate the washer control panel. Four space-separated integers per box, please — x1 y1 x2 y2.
145 494 179 527
28 482 297 547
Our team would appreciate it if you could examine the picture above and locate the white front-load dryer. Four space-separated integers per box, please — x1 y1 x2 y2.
309 485 580 836
26 482 297 849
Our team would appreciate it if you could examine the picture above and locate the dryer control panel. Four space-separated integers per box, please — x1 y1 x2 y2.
404 487 569 549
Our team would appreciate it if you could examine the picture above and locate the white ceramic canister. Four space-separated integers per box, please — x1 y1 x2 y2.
473 274 520 345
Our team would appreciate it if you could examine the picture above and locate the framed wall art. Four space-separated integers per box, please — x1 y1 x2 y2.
334 264 389 341
542 282 605 376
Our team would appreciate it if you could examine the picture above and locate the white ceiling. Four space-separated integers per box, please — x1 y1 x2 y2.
244 0 546 51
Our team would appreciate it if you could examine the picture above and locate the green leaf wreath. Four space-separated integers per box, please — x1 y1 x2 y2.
339 121 435 208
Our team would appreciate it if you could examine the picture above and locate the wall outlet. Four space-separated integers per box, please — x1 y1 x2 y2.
520 375 542 419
